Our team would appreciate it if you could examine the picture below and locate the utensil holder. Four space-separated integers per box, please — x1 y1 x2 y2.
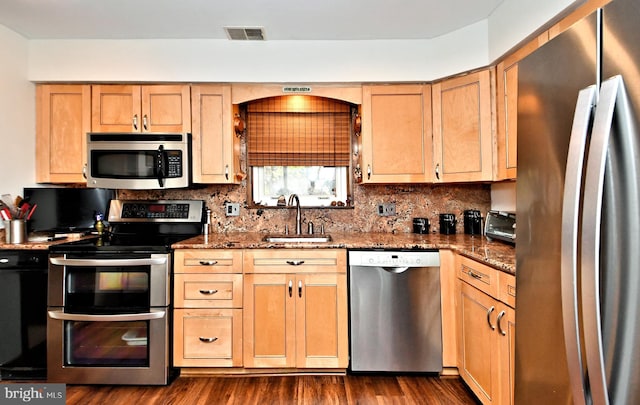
4 219 26 244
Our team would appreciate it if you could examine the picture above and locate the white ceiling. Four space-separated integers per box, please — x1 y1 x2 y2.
0 0 504 40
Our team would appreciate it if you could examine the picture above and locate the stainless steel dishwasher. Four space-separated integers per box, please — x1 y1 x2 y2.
348 249 442 372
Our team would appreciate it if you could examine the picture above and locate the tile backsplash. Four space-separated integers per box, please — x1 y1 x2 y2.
120 182 490 235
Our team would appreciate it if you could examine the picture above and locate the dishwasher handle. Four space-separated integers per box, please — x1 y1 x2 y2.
381 266 410 274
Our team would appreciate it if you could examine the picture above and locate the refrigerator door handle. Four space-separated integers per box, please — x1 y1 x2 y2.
581 75 626 405
560 85 597 405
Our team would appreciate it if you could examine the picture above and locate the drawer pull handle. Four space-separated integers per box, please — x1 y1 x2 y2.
286 260 305 266
468 270 483 280
199 260 218 266
497 310 507 336
486 306 496 330
199 337 218 343
199 289 218 295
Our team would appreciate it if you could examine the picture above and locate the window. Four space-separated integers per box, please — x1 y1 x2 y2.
245 95 354 207
252 166 347 207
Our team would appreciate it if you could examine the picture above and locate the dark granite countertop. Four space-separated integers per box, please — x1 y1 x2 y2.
0 229 515 275
173 232 516 275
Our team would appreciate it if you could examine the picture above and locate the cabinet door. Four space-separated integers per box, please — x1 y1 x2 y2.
295 273 348 368
458 280 499 404
243 273 296 368
36 84 91 183
497 305 516 405
495 61 518 180
191 85 239 183
432 70 493 182
91 84 141 132
174 308 242 367
142 85 191 133
495 33 548 181
361 84 433 183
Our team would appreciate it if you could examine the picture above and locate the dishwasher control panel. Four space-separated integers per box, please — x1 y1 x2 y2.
349 250 440 267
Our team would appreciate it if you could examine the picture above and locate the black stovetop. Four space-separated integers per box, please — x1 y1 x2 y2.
49 233 195 254
49 199 205 254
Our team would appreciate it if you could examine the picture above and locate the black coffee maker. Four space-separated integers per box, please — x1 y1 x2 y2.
439 213 457 235
463 209 483 235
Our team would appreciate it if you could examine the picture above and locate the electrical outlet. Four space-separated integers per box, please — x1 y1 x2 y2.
377 203 396 216
225 203 240 216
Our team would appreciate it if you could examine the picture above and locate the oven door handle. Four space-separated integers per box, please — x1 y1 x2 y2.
49 257 167 267
48 309 166 322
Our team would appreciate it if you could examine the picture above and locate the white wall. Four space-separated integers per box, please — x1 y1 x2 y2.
0 25 35 199
27 20 489 83
488 0 581 61
491 182 517 212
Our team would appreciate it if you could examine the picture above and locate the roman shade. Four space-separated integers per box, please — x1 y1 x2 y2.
246 95 351 167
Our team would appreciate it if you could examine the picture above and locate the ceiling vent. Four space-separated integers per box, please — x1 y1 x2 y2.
224 27 266 41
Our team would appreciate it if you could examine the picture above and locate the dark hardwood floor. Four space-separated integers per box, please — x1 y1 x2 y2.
66 375 480 404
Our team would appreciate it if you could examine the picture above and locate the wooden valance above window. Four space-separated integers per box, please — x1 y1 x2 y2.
246 95 352 167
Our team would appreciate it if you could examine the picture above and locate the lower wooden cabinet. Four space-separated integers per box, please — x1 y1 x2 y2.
457 255 516 405
243 249 349 369
173 249 243 368
173 308 243 367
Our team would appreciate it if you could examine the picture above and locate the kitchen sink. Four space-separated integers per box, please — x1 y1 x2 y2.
262 234 332 243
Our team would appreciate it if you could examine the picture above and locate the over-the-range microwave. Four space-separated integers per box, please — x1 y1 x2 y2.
85 132 191 189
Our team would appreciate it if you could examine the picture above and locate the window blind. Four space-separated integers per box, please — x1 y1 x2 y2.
246 95 351 167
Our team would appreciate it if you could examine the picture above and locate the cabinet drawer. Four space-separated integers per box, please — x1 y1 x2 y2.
499 272 516 308
174 308 242 367
457 255 499 298
174 249 242 274
244 249 346 274
175 274 242 308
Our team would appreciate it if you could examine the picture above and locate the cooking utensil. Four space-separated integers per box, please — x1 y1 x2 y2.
0 207 12 220
17 203 30 219
26 204 37 221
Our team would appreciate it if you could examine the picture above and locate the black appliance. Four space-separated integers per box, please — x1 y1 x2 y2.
412 218 430 234
0 250 49 380
439 213 456 235
23 187 114 234
463 210 482 235
47 199 204 385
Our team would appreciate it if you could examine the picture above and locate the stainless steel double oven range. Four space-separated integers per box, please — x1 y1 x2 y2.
47 199 204 385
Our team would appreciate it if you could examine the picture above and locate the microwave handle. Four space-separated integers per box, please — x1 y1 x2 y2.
156 145 167 187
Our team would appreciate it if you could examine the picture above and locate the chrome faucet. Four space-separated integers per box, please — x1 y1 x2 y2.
287 193 302 235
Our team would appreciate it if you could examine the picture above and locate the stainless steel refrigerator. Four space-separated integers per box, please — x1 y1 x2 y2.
516 0 640 403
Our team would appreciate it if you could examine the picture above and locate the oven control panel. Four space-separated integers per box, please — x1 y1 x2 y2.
108 200 204 223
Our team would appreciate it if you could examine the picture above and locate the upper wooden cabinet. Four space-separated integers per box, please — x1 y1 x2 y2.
495 34 549 181
191 84 241 184
360 84 433 183
91 84 191 133
432 69 494 183
36 84 91 183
